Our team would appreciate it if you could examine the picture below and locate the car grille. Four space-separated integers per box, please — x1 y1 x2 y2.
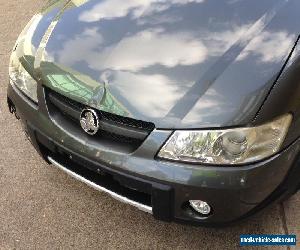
45 88 155 153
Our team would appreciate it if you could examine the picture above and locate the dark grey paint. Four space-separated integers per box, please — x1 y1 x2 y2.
26 0 300 129
8 0 300 225
254 41 300 147
7 81 300 223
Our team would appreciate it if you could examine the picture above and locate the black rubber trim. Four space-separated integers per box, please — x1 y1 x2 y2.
26 123 174 222
152 184 174 221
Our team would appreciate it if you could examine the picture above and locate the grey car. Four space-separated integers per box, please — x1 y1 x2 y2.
6 0 300 226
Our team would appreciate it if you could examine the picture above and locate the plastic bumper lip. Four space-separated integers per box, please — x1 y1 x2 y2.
7 82 300 226
48 156 153 214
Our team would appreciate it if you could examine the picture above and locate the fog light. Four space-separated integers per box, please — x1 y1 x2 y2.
189 200 211 215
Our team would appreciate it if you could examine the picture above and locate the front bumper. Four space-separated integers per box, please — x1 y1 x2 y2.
7 82 300 226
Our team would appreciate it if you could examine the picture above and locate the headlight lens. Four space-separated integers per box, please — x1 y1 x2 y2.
9 57 38 103
158 114 292 165
8 14 40 104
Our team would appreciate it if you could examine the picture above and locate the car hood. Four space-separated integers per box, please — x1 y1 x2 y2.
23 0 300 129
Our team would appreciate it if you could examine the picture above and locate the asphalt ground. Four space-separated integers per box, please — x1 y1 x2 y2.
0 1 299 249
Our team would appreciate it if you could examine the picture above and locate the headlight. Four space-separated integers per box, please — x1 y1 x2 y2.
9 55 38 103
158 114 292 165
8 14 41 104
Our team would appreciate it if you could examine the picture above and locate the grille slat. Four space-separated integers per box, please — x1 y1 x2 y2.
45 88 155 152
